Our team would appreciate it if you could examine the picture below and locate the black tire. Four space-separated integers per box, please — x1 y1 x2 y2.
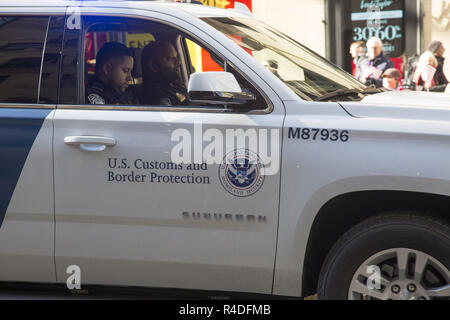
317 212 450 300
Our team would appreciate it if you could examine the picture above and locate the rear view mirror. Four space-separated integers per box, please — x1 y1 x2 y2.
188 72 255 105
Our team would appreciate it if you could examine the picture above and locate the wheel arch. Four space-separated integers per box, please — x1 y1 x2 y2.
301 190 450 297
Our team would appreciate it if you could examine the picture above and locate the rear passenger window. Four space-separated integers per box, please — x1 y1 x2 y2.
0 16 50 103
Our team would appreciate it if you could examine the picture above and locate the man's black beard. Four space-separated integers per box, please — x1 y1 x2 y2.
143 64 184 88
159 66 181 85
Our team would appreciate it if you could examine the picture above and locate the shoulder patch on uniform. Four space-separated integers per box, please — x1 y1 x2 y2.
88 93 105 105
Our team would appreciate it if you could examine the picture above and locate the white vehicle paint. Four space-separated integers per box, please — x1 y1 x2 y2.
0 1 449 300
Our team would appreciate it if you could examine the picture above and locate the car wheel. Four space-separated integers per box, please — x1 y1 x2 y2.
317 212 450 300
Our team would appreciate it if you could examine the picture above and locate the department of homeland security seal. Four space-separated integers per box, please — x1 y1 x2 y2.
219 149 265 197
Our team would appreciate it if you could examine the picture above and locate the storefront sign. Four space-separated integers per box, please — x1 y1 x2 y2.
350 0 405 57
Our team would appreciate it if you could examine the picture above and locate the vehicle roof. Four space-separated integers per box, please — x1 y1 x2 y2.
0 0 250 18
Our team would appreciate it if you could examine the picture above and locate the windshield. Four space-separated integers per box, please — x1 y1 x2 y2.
202 17 367 101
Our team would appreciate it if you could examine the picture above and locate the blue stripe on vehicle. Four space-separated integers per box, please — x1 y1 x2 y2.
0 108 52 227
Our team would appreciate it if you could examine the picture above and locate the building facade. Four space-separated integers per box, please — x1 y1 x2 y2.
202 0 449 76
423 0 450 78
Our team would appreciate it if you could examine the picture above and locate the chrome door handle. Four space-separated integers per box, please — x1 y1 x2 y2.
64 136 116 152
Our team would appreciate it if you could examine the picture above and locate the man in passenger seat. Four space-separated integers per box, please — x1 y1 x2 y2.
140 41 188 106
86 42 139 105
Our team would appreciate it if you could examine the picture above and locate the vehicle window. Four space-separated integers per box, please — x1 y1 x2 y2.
183 37 267 110
82 17 182 106
202 17 367 101
0 16 50 104
185 38 224 73
77 16 266 110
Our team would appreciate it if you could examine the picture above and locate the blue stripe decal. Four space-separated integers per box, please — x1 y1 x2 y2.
0 108 52 227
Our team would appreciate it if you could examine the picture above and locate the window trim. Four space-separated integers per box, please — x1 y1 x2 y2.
37 16 52 104
0 104 55 110
61 12 273 115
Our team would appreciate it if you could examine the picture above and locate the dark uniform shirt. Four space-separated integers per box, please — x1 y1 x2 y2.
86 76 139 105
140 78 188 106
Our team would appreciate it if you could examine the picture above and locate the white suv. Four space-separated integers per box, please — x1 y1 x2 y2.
0 0 448 300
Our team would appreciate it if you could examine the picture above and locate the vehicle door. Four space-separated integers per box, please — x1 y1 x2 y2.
0 13 64 282
54 9 284 294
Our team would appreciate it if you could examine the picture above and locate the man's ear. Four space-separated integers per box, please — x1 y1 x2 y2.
102 61 113 76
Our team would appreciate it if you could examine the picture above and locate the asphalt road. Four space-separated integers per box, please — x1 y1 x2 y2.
0 284 244 300
0 288 154 300
0 284 311 300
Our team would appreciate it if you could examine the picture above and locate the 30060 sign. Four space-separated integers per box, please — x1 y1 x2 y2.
353 25 402 42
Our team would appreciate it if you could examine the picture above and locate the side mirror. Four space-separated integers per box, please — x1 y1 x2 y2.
188 72 256 105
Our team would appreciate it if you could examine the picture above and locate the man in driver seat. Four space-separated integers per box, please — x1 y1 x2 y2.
140 41 188 106
86 42 139 105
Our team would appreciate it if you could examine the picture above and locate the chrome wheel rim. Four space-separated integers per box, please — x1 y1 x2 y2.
348 248 450 300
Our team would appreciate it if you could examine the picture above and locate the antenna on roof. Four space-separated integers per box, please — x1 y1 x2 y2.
231 2 252 16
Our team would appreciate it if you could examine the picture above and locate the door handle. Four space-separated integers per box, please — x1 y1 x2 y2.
64 136 116 152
